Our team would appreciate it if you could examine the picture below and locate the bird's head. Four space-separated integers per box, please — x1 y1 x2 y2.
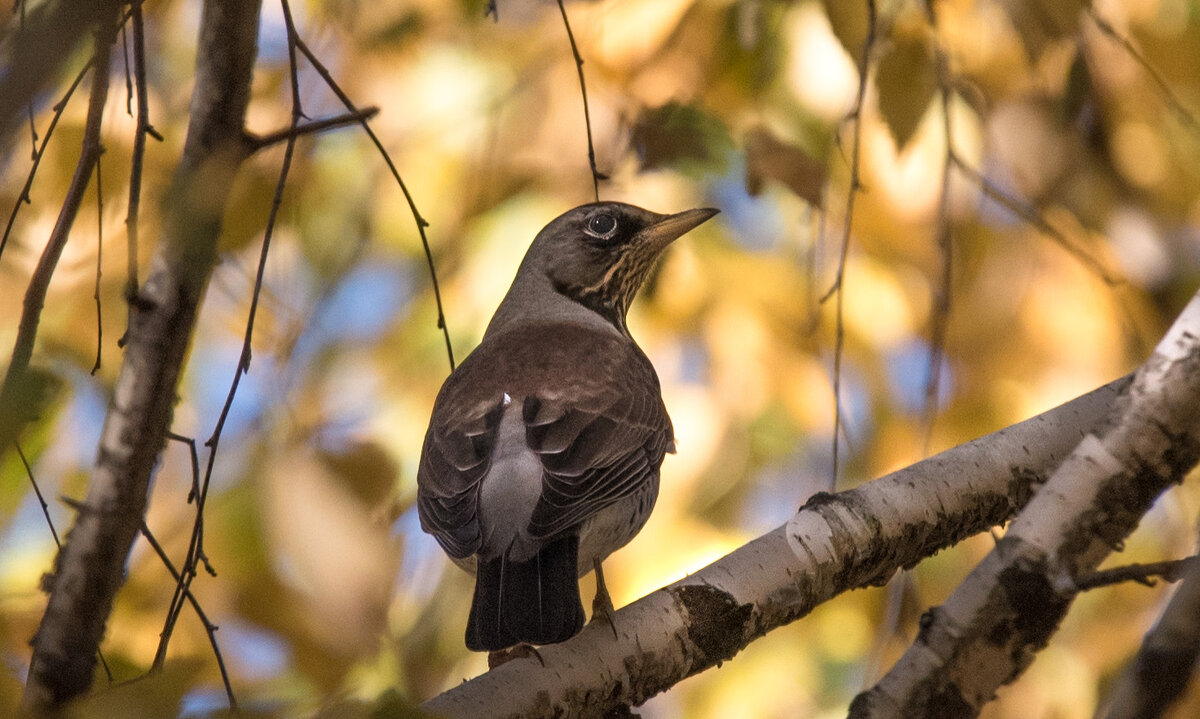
524 201 718 331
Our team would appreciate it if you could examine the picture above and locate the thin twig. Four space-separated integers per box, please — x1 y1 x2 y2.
950 153 1121 285
922 6 954 451
822 0 876 487
556 0 605 201
1076 557 1200 591
91 152 104 376
121 0 158 349
18 443 61 548
140 522 238 710
154 430 208 669
156 0 311 674
0 60 93 264
1085 7 1200 141
20 447 116 684
120 18 132 115
0 25 112 443
293 33 456 370
244 107 379 152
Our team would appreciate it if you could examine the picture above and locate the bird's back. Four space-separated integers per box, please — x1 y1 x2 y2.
417 320 674 570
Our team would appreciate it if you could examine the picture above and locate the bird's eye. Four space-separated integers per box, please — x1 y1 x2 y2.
585 213 618 239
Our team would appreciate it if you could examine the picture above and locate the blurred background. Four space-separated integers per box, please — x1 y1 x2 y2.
2 0 1200 716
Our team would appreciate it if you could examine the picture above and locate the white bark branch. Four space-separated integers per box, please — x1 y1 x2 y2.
420 374 1127 718
851 289 1200 718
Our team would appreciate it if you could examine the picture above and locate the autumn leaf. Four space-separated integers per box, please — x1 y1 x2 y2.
875 20 937 151
632 102 733 173
743 126 826 207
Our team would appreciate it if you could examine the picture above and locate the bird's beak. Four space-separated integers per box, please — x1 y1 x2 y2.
638 207 719 252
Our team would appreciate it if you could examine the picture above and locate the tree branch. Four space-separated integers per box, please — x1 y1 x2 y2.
243 107 379 153
852 288 1200 718
420 374 1127 718
21 0 264 711
0 20 113 454
1076 557 1200 591
1096 549 1200 719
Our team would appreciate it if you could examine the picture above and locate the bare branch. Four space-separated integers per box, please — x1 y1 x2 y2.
156 0 312 679
0 60 92 265
244 107 380 153
422 375 1126 718
556 0 605 201
1076 557 1200 591
0 23 112 453
1097 552 1200 719
951 153 1122 286
17 443 61 548
120 0 156 347
22 0 264 710
853 289 1200 718
91 153 104 376
140 522 238 710
1085 7 1200 141
292 35 456 370
823 0 877 487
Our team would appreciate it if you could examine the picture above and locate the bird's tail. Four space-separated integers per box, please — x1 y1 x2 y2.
466 534 585 652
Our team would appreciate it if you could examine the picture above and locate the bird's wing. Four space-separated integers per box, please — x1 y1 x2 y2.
417 390 505 558
522 337 674 539
417 322 674 555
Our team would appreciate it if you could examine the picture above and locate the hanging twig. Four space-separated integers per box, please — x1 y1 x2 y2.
821 0 877 487
0 60 93 264
156 0 311 678
120 0 161 348
1085 7 1200 142
950 153 1121 285
23 1 263 709
293 34 456 370
556 0 605 201
91 154 104 375
921 6 955 450
140 521 238 710
153 431 208 670
0 24 112 450
17 443 61 549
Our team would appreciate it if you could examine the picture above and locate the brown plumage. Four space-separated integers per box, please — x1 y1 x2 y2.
417 202 717 651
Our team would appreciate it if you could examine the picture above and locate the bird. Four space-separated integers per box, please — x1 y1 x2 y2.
417 201 717 652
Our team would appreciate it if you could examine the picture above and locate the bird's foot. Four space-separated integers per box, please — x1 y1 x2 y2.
487 643 545 669
590 558 619 640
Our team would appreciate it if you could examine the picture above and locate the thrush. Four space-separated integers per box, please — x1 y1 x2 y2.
417 201 717 652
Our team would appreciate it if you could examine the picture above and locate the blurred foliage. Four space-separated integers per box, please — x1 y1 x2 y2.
2 0 1200 717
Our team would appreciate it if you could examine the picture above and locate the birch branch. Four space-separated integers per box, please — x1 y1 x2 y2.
1095 544 1200 719
21 0 263 711
852 289 1200 718
420 374 1128 718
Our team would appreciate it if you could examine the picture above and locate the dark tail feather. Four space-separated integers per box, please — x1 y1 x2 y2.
466 534 585 652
